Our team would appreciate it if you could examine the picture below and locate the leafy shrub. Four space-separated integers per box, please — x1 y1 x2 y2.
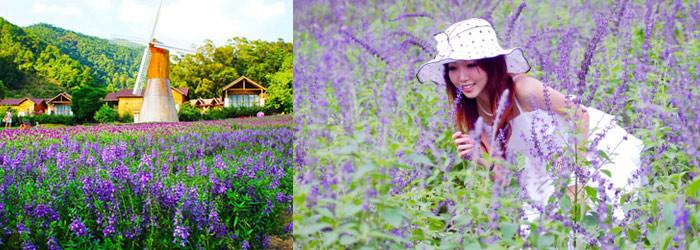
24 114 76 125
178 102 202 121
93 104 119 123
118 113 133 123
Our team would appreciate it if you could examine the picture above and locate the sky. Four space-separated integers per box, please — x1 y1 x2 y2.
0 0 293 50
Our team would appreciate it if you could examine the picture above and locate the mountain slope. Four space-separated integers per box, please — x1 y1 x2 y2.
0 17 91 98
24 23 143 90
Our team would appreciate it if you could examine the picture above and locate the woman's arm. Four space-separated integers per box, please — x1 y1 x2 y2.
513 76 590 150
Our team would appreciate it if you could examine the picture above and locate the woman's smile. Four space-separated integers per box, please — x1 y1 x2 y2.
460 81 476 93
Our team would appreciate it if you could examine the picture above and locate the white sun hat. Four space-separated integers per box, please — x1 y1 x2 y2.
416 18 531 85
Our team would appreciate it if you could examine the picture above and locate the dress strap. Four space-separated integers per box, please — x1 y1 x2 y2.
513 96 523 113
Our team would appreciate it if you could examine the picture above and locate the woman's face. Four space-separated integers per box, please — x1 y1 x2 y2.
447 60 488 99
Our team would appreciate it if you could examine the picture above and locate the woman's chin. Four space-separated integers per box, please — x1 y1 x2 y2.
463 93 479 99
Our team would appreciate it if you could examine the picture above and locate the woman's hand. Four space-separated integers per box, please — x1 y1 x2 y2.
452 131 475 160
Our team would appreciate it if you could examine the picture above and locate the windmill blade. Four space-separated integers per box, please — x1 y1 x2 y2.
133 47 151 95
149 0 164 42
152 43 195 54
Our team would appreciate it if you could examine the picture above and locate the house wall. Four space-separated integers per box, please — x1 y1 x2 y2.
17 100 35 115
117 97 144 117
46 104 54 114
172 90 185 105
34 102 47 115
172 90 185 112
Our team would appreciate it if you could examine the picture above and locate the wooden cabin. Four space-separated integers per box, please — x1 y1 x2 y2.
46 92 73 116
187 97 224 112
222 76 266 108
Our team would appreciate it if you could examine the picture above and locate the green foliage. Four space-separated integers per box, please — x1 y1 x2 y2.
23 114 76 125
179 103 264 122
118 113 133 123
202 106 265 120
265 54 293 114
71 85 106 123
93 103 119 123
0 80 7 98
0 53 23 89
177 102 202 121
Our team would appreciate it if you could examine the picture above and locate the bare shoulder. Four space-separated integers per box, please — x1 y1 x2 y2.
512 75 546 109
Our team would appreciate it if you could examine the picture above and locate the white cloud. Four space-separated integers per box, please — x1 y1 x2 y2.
82 0 113 10
115 0 244 49
32 2 83 17
241 0 286 22
117 0 152 26
157 0 242 48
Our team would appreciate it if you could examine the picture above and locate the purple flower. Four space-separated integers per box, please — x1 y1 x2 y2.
22 240 37 250
674 206 690 230
70 218 87 236
207 210 227 238
102 214 116 237
47 237 61 250
17 222 29 235
241 240 250 250
173 207 189 246
285 221 293 234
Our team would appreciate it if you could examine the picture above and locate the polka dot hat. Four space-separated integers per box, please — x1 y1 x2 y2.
416 18 531 85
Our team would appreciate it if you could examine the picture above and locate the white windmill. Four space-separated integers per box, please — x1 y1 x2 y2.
132 0 192 123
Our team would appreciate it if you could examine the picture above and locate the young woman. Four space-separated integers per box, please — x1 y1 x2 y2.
3 111 11 128
416 18 644 222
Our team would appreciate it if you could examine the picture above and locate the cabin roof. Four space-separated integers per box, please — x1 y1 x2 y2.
222 76 266 91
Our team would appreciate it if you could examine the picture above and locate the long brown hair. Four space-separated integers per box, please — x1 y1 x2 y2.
445 55 518 158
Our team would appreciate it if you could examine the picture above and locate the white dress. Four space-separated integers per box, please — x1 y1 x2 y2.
505 97 644 222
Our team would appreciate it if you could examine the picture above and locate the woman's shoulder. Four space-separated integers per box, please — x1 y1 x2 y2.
511 74 545 102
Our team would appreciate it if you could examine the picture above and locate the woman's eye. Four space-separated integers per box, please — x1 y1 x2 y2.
466 63 477 68
448 66 457 71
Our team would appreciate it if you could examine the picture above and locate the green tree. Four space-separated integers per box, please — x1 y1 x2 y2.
0 80 7 98
265 54 293 113
94 103 119 123
71 85 106 123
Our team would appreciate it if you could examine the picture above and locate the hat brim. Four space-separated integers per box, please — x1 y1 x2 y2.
416 47 531 85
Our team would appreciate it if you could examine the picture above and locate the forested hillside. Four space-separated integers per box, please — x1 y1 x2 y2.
0 17 92 98
25 23 143 91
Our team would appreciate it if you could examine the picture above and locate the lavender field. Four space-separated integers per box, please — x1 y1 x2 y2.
0 116 293 249
294 0 698 248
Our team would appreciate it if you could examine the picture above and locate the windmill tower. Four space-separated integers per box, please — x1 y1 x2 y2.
132 0 183 123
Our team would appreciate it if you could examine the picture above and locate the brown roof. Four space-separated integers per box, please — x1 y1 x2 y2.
173 87 189 97
104 89 142 101
30 98 48 105
0 98 29 106
104 87 189 102
222 76 266 91
202 97 223 106
47 92 72 104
